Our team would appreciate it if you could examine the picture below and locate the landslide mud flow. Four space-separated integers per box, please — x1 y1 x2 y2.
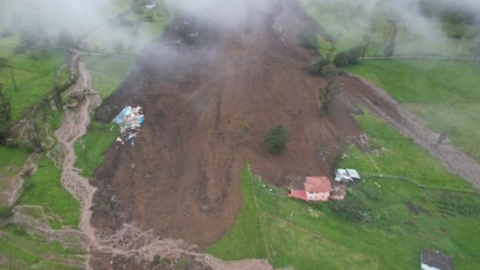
93 0 362 251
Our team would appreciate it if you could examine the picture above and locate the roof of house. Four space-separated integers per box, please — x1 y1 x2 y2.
289 189 307 201
346 169 360 179
290 177 306 190
335 169 361 181
304 177 332 193
421 249 454 270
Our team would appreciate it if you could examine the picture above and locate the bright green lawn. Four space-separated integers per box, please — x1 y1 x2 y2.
0 223 83 270
0 35 68 121
0 147 29 168
348 60 480 162
75 121 117 178
348 60 480 103
18 155 80 229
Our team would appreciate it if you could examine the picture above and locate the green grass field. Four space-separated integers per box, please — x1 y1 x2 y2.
18 155 80 229
348 60 480 162
209 112 480 270
0 223 84 270
0 34 68 121
86 55 135 99
75 121 117 178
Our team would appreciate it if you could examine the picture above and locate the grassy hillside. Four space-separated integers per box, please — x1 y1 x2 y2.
209 112 480 270
0 223 84 270
0 35 68 121
18 155 80 229
348 60 480 162
300 0 479 57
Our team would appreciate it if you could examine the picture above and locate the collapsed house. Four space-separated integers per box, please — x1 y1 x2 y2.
334 169 361 183
113 106 145 145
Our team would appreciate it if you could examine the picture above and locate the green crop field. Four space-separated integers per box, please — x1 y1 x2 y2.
348 60 480 162
209 111 480 270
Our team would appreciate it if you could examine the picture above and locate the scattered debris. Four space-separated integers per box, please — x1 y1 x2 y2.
113 106 145 145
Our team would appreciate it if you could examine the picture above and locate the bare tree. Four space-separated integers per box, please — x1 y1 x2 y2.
53 86 62 111
0 84 12 144
27 118 43 152
10 68 18 91
318 64 340 116
0 84 11 122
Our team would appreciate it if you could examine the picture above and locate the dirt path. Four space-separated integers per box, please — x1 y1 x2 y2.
343 73 480 189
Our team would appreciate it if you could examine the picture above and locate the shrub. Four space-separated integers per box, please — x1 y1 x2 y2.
333 51 348 67
372 205 410 228
0 204 13 220
265 125 289 154
327 192 369 221
346 46 362 65
358 181 382 201
309 59 331 75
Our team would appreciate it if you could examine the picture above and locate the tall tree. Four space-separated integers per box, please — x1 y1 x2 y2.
0 84 12 144
318 64 340 116
53 86 62 111
0 84 11 122
10 68 18 91
27 118 43 152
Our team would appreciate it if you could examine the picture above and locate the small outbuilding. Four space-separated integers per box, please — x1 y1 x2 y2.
289 176 332 202
421 249 454 270
334 169 361 183
330 185 347 200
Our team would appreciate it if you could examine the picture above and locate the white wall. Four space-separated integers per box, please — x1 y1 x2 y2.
421 263 440 270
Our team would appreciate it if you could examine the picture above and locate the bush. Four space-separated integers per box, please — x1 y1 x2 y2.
372 205 410 228
334 46 363 68
327 192 369 221
309 59 331 75
358 181 382 201
265 125 289 154
0 204 13 220
346 46 362 65
333 51 348 68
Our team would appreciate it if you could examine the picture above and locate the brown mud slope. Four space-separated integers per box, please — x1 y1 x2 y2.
92 0 362 248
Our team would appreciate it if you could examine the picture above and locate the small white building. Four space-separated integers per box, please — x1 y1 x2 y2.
421 249 454 270
334 169 361 183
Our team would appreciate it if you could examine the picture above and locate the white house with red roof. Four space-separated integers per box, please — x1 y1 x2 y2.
289 176 332 202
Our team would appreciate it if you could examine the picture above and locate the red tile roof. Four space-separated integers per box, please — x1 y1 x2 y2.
304 177 332 193
289 189 308 201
